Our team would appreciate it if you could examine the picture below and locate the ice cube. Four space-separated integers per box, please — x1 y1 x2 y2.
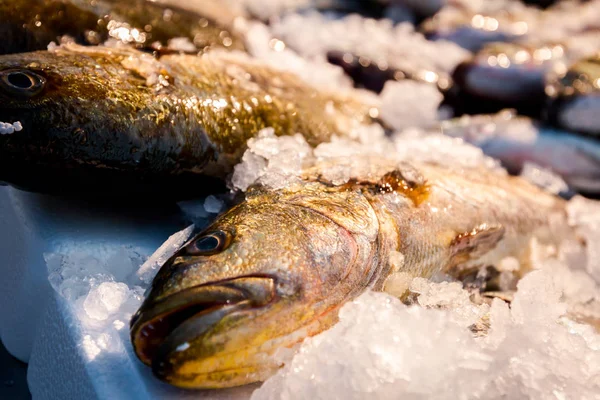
231 128 313 191
83 282 130 321
379 80 443 131
520 162 569 195
136 224 195 284
204 195 225 214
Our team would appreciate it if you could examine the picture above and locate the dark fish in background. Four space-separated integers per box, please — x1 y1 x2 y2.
131 157 568 389
545 53 600 137
440 110 600 195
449 42 566 117
387 0 444 19
0 45 374 198
0 0 245 55
327 50 452 93
421 7 529 52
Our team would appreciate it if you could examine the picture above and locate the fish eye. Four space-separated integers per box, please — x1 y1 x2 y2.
0 69 46 98
186 230 233 256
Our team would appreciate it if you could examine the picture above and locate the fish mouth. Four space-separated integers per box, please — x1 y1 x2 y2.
130 276 276 371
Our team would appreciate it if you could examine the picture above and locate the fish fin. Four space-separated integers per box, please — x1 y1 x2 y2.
446 224 506 278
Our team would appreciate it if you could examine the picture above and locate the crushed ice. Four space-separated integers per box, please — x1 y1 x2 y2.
0 121 23 135
255 269 600 400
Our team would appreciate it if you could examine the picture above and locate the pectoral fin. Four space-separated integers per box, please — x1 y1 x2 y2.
446 223 506 278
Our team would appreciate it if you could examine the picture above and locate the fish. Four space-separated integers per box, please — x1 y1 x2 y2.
449 42 566 117
421 6 529 52
0 44 374 197
130 157 569 388
327 50 453 93
439 110 600 195
0 0 244 55
545 53 600 137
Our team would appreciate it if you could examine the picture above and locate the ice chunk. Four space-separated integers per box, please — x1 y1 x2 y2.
243 21 353 92
393 129 505 172
204 195 225 214
379 80 443 130
231 128 312 191
177 199 210 220
271 13 469 75
136 224 195 284
520 162 569 195
410 278 489 328
83 282 130 321
0 121 23 134
167 37 197 53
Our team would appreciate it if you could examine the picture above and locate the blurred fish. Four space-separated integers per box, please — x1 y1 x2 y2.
0 44 374 197
327 50 452 93
546 53 600 137
421 6 529 52
131 157 568 388
387 0 443 19
440 110 600 194
0 0 244 55
450 42 567 117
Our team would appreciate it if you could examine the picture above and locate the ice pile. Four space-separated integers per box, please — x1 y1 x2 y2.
231 122 503 192
241 21 355 92
0 120 23 134
379 80 444 130
255 268 600 400
271 12 469 76
231 127 313 191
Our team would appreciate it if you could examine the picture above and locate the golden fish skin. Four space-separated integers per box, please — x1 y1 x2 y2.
131 158 569 388
0 45 372 197
0 0 244 55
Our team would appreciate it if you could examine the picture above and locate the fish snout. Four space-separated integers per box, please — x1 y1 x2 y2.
130 276 275 373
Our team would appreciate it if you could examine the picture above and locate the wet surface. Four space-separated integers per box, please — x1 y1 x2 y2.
0 339 30 400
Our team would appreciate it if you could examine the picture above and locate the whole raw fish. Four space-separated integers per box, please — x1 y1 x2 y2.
0 44 373 197
0 0 244 55
131 157 569 388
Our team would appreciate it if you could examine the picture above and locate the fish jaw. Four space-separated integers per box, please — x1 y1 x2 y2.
130 274 340 389
130 276 275 365
148 297 340 389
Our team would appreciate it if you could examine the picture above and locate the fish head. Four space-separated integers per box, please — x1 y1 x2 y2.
0 47 185 194
130 185 380 388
